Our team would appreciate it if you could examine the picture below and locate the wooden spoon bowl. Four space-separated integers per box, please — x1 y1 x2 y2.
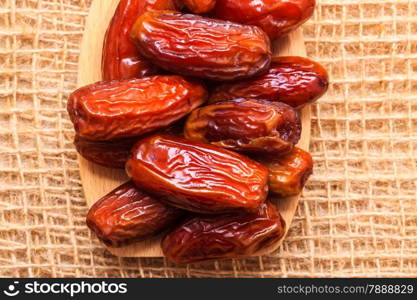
77 0 311 257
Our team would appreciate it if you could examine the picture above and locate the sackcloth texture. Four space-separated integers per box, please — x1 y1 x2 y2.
0 0 416 278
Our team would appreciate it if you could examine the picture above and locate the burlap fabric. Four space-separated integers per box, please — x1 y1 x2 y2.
0 0 416 278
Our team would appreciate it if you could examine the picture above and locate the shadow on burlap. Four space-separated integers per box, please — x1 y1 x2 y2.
0 0 416 277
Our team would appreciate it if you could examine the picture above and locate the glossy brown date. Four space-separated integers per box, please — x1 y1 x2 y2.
257 147 313 197
210 56 329 108
86 181 184 247
126 135 269 214
184 99 301 155
212 0 315 40
67 76 207 141
131 11 272 81
74 135 136 169
102 0 179 81
161 201 286 264
183 0 216 14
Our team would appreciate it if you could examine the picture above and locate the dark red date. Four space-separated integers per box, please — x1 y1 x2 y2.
86 181 184 247
161 201 286 264
74 122 185 169
67 76 207 141
74 135 136 169
185 99 301 155
131 11 272 81
257 147 313 196
102 0 179 80
126 135 269 214
212 0 315 40
210 56 329 108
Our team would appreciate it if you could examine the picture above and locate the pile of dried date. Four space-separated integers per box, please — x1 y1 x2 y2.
67 0 329 264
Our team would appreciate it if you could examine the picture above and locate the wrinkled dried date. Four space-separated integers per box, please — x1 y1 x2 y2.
183 0 216 14
131 11 272 81
161 201 286 264
126 135 269 214
74 135 136 169
75 121 184 169
86 181 184 247
102 0 180 80
185 99 301 155
102 0 151 80
212 0 315 40
67 76 207 141
210 56 329 108
257 147 313 197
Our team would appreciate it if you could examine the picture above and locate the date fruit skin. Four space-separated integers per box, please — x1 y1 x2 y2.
210 56 329 108
86 181 184 247
183 0 216 14
161 201 286 264
74 123 183 169
257 147 313 197
212 0 315 40
185 99 301 155
67 76 207 141
126 135 269 214
74 135 137 169
131 11 272 81
102 0 179 81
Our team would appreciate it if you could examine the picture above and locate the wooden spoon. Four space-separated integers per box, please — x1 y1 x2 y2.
77 0 310 257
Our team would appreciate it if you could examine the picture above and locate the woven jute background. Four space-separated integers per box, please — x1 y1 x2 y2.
0 0 416 278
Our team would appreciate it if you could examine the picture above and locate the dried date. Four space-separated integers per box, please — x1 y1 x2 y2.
74 135 136 169
102 0 179 80
184 99 301 155
86 181 184 247
182 0 216 14
161 201 286 264
131 11 272 81
257 147 313 196
210 56 329 108
212 0 315 40
126 135 269 214
67 76 207 141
